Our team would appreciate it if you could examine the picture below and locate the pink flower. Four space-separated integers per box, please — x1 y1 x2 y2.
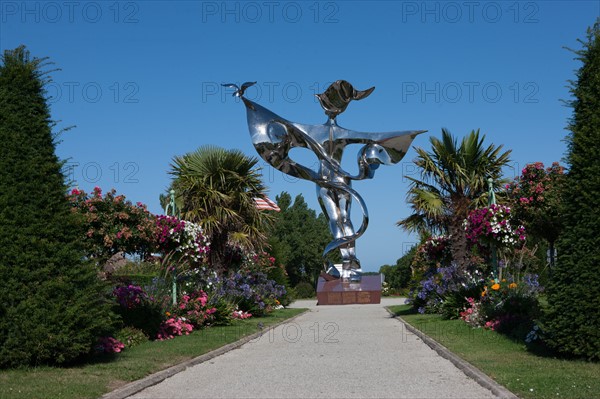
156 317 194 340
232 310 252 319
484 319 500 330
97 336 125 353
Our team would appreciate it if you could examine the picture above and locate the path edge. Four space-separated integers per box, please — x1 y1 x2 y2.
101 309 310 399
385 308 519 399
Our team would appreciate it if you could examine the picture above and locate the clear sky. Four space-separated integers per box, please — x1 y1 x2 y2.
2 1 599 271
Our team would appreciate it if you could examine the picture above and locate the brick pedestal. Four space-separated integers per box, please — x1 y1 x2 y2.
316 275 381 305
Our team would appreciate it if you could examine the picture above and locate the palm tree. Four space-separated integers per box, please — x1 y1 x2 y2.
168 145 274 272
397 128 511 268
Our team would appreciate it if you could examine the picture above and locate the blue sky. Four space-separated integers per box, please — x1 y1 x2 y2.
2 1 599 271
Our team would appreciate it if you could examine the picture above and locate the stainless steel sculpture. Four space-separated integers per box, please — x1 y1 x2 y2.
224 80 425 281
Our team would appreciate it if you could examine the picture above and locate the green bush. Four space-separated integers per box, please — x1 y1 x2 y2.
113 261 163 276
112 274 160 288
544 22 600 360
440 284 484 320
113 285 165 337
206 272 287 317
380 246 416 293
207 296 235 326
458 277 542 342
267 264 294 306
480 290 540 328
293 282 315 298
116 303 164 338
0 47 118 368
115 327 148 348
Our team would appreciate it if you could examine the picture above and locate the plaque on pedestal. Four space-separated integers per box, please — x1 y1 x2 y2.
316 275 382 305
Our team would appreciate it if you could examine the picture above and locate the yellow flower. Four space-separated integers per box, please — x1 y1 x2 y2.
481 287 487 297
491 283 501 291
165 311 171 317
501 279 507 282
509 283 517 289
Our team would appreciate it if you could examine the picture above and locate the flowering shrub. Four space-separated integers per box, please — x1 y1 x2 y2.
155 215 210 265
156 317 194 341
459 297 485 327
175 290 217 328
522 273 543 295
480 277 540 321
232 310 252 319
419 235 451 264
458 274 542 340
115 327 148 348
506 162 564 266
381 281 391 296
406 264 484 315
68 187 156 264
178 266 216 295
96 336 125 353
208 272 287 316
69 188 213 273
113 285 149 309
113 284 164 337
243 251 277 272
240 251 293 307
207 296 238 326
506 162 564 209
113 281 219 340
465 204 526 248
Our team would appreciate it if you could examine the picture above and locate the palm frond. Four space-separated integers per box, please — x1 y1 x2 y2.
167 145 273 266
400 128 512 235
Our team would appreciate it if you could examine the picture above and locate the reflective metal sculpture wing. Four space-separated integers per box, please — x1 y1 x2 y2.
225 80 425 281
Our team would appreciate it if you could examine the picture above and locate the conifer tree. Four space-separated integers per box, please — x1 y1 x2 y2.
269 192 335 286
545 22 600 359
0 46 116 367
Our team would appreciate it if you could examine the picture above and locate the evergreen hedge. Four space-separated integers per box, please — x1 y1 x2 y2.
544 22 600 360
0 46 117 367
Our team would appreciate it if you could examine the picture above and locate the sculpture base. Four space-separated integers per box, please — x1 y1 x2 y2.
316 275 382 305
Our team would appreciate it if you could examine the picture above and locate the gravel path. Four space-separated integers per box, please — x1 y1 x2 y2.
129 298 498 399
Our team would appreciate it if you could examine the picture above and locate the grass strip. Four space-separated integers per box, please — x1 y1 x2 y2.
389 305 600 399
0 308 306 399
